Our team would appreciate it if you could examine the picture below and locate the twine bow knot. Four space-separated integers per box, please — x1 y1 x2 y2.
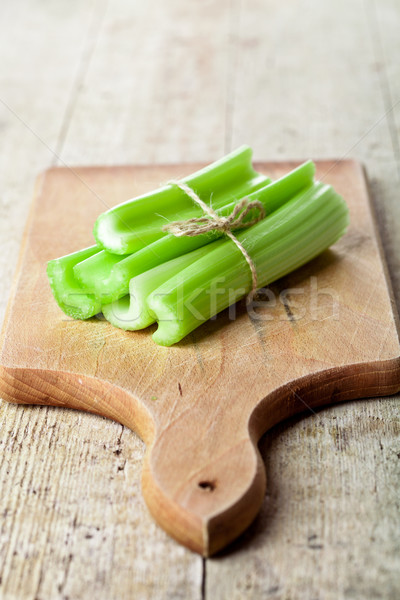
162 180 266 302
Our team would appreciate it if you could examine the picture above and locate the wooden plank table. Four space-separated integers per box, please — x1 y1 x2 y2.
0 0 399 598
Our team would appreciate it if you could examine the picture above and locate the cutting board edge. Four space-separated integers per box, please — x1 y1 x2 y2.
361 163 400 335
0 364 156 446
37 156 360 176
0 171 47 352
2 354 399 435
248 354 400 440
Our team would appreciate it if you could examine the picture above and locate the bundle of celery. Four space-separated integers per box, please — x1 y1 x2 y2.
47 146 349 346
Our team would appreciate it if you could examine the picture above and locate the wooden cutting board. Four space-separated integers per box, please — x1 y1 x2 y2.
1 160 399 557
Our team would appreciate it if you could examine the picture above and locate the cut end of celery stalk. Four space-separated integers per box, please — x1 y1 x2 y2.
46 246 102 320
102 291 155 331
73 249 130 305
47 261 102 320
148 294 190 347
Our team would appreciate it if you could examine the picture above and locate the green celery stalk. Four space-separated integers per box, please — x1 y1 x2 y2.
94 145 270 254
46 246 102 319
74 161 315 307
101 245 212 330
146 182 349 346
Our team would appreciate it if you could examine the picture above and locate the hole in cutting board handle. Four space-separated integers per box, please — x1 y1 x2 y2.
198 480 216 492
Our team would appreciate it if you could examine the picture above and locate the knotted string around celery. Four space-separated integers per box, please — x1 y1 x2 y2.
163 180 266 301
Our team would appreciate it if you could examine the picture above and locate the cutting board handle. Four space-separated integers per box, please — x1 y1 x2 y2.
143 416 267 557
1 359 400 556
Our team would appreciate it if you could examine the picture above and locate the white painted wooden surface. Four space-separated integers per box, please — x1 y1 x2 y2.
0 0 399 598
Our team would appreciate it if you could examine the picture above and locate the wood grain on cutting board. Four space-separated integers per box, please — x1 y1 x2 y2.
0 160 399 556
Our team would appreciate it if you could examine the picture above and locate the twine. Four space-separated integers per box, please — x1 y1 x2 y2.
162 180 266 301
